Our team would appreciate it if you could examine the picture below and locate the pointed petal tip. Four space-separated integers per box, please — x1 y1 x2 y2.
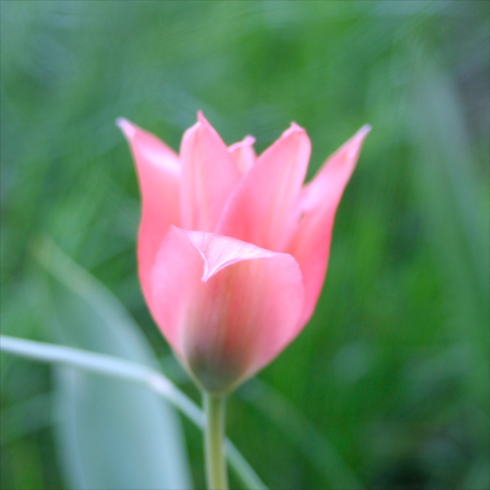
195 111 214 133
347 124 371 157
358 124 372 137
288 121 306 134
116 117 136 139
197 110 207 125
352 124 372 144
242 135 256 145
228 135 256 152
275 122 307 143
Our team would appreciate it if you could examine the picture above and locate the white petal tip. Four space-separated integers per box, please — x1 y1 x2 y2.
347 125 371 158
116 118 136 138
358 124 372 137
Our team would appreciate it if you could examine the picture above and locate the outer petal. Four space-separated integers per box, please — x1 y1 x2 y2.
228 136 256 174
180 112 241 232
150 226 304 393
117 118 181 312
217 123 311 251
288 125 371 328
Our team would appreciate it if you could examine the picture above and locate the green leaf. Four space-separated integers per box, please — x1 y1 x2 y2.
34 237 192 490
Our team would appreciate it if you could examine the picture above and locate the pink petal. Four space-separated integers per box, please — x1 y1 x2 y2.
150 226 304 393
180 112 241 232
117 118 181 311
228 135 256 174
288 125 371 328
217 123 311 251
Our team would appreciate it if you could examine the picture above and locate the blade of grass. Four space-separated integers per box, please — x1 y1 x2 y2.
0 335 267 490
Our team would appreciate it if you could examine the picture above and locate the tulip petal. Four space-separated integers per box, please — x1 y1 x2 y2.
228 136 256 174
150 226 304 393
180 112 241 232
117 118 181 311
217 123 311 251
288 125 371 328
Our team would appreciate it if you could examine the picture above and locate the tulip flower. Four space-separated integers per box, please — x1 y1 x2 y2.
117 113 369 395
118 113 369 489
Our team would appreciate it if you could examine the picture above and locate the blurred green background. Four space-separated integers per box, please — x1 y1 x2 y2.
1 1 489 489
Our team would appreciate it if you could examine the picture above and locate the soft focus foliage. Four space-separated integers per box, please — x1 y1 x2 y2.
1 2 488 489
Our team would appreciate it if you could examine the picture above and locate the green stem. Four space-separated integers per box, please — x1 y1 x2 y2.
204 393 228 490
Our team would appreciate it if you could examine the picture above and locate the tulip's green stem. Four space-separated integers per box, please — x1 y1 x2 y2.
204 393 228 490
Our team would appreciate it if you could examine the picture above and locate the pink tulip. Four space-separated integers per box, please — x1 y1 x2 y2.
117 113 369 393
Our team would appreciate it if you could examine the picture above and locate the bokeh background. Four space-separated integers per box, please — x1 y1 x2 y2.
1 1 489 489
